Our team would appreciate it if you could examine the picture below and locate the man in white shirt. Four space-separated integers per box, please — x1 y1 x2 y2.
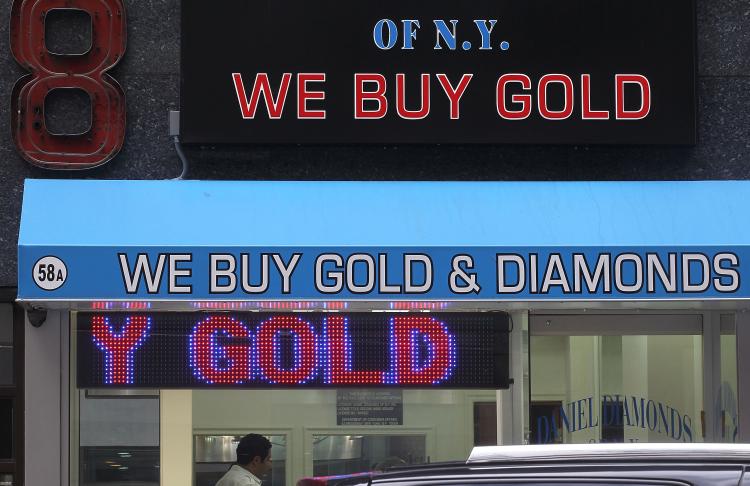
216 433 273 486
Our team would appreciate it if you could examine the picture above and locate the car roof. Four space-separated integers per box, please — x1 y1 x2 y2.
298 445 750 486
468 443 750 464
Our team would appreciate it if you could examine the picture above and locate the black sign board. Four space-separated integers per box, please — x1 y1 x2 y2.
337 389 404 425
181 0 695 144
76 312 510 389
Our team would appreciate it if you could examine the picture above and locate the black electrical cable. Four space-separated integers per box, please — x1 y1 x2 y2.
172 135 189 180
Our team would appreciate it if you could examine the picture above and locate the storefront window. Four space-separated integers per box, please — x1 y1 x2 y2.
76 391 159 485
195 435 286 486
529 314 704 444
190 388 494 483
0 305 18 482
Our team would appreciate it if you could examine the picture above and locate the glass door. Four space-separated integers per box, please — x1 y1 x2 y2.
528 313 734 444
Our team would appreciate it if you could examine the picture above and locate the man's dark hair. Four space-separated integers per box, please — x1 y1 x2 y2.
236 433 272 466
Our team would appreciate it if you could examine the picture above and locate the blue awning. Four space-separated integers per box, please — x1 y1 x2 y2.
17 179 750 303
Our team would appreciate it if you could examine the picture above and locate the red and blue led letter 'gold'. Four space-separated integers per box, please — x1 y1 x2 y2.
93 314 458 387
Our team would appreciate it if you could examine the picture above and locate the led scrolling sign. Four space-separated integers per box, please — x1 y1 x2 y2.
77 312 510 389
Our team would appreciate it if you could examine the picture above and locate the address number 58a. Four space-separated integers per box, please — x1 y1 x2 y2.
33 256 68 291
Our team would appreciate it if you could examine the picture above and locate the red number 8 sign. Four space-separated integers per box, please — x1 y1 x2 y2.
10 0 126 169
